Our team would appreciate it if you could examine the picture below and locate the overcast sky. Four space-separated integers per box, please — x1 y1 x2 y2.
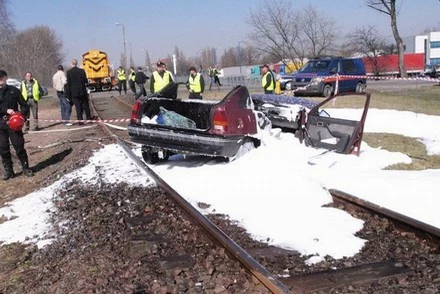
9 0 440 67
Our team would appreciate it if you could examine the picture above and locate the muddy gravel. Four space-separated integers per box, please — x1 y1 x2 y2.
0 182 274 294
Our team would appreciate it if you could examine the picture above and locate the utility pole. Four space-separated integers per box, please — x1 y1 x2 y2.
115 22 127 68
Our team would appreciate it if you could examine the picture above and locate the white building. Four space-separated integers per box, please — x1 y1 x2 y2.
404 31 440 66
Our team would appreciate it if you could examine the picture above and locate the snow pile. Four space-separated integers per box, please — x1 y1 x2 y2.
0 144 152 248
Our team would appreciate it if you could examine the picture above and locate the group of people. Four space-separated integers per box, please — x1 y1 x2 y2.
115 65 150 99
0 59 93 180
53 59 92 124
114 61 206 100
0 60 278 180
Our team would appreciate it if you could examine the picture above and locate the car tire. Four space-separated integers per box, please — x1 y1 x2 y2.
142 150 160 164
323 84 333 98
285 82 292 91
355 82 364 93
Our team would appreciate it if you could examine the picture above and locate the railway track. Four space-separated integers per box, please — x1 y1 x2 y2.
88 91 440 293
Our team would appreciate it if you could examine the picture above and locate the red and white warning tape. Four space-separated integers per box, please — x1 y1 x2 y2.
337 74 440 82
37 118 130 123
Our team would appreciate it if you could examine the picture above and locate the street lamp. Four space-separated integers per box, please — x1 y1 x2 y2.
115 22 127 68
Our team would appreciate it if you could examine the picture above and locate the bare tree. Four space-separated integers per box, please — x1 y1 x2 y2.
298 6 337 57
8 26 63 85
366 0 406 77
220 48 239 68
144 49 152 74
344 26 387 75
0 0 15 69
247 2 336 66
198 47 221 69
219 45 262 68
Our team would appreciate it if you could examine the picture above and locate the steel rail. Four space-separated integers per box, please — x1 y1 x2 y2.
329 189 440 240
89 92 292 294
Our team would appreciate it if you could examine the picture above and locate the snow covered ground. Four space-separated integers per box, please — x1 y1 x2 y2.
0 108 439 264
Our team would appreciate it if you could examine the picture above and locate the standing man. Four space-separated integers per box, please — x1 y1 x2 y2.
150 61 174 94
0 70 33 179
208 65 221 91
66 59 92 123
116 66 127 95
52 65 72 126
186 66 205 99
128 66 136 95
261 64 275 94
134 66 149 99
20 72 42 131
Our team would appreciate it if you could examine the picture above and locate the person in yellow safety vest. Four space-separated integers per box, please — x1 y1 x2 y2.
128 67 136 94
20 72 42 131
186 66 205 99
261 64 275 94
150 61 174 94
116 66 127 95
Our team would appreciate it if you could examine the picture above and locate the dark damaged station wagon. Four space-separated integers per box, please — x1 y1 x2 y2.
128 83 370 164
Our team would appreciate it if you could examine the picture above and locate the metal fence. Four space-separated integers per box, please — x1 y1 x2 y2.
173 74 263 91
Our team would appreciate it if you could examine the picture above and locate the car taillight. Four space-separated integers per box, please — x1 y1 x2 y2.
130 101 142 124
212 108 228 135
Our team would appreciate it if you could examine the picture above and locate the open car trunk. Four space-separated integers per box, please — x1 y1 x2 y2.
142 98 217 131
128 84 260 163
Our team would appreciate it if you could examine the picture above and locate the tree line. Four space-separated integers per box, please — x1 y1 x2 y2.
0 0 63 86
160 1 414 78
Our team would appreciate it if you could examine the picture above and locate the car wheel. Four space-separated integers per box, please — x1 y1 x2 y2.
323 84 333 98
285 82 292 91
142 150 160 164
355 82 364 93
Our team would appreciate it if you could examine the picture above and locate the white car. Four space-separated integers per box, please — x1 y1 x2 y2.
6 78 48 96
6 78 21 89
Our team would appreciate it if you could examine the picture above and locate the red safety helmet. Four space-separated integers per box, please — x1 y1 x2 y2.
8 112 26 131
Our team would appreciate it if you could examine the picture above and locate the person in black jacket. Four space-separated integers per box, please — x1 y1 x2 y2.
134 66 149 99
66 59 91 123
0 70 33 180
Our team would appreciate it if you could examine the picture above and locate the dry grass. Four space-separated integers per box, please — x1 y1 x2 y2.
363 133 440 170
317 85 440 115
328 86 440 170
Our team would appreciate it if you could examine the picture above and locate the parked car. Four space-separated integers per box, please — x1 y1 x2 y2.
6 78 48 96
290 56 367 98
279 73 297 90
423 65 439 78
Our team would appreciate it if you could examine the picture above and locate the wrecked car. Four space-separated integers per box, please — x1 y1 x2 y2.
252 92 371 155
128 83 370 164
128 83 270 164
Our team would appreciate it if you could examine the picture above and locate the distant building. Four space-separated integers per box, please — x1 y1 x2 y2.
403 31 440 66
